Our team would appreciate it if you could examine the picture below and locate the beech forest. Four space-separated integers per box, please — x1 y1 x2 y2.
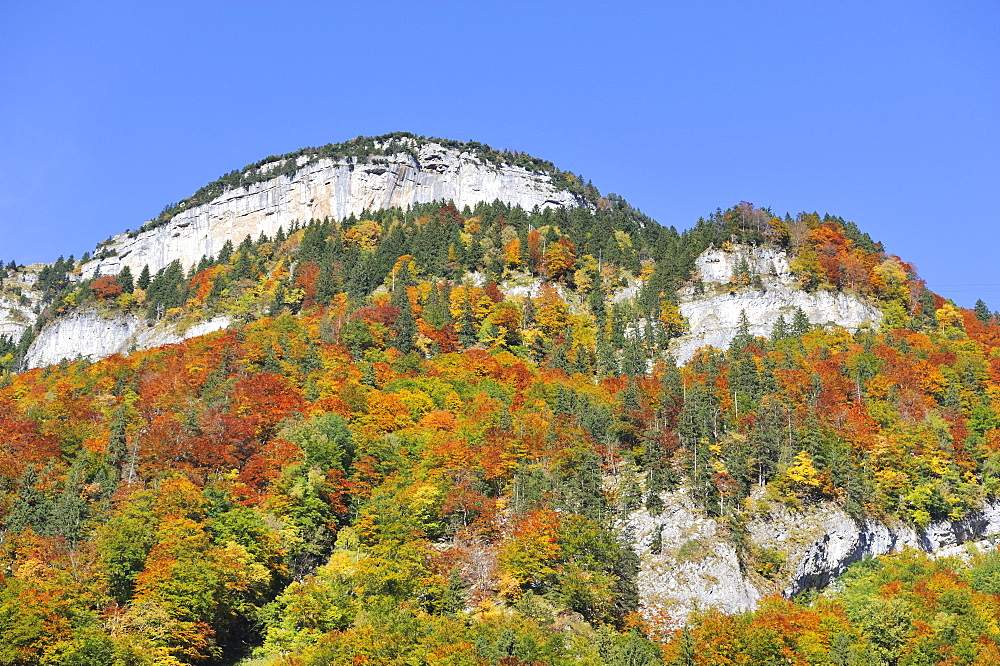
3 199 1000 664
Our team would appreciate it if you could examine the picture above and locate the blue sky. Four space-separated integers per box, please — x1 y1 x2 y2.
1 1 997 307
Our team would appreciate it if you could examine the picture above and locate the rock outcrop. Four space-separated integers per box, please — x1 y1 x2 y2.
756 501 1000 597
0 267 42 342
628 489 762 619
23 311 230 369
0 295 36 342
629 489 1000 623
668 245 883 363
82 140 582 279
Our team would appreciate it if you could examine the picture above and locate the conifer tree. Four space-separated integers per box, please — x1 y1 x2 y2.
217 240 234 264
117 265 134 294
975 299 991 323
391 286 417 354
770 314 789 341
791 307 811 336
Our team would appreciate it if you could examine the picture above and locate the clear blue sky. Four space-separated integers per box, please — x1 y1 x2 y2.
1 1 997 307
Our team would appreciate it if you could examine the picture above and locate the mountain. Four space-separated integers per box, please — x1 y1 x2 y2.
1 134 999 664
81 134 585 280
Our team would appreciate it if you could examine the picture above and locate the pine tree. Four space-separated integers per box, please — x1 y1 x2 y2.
791 307 811 336
975 299 991 323
117 265 134 294
137 265 151 290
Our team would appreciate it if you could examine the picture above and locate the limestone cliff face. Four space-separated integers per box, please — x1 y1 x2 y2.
628 489 762 619
630 490 1000 623
0 295 36 342
0 267 43 342
668 246 883 363
23 311 230 369
82 141 581 279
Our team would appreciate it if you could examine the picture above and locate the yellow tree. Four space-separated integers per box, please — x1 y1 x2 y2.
543 238 576 280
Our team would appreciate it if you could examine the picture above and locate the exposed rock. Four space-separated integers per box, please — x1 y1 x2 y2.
630 490 1000 624
132 317 232 351
82 141 582 279
753 500 1000 597
23 312 140 368
0 296 36 342
627 489 761 622
24 311 230 369
0 266 43 342
668 245 882 363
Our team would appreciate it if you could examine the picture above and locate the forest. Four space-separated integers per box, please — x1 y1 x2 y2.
2 198 1000 664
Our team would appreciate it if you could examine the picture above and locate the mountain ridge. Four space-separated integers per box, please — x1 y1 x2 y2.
82 135 591 279
3 134 1000 663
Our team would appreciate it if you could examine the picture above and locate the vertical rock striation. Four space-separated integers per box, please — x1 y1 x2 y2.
630 490 1000 624
669 245 883 363
22 311 230 369
82 140 582 279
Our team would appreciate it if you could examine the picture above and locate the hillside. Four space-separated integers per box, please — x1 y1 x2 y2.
81 134 589 280
2 135 1000 664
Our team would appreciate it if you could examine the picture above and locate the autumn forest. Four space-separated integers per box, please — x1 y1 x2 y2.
3 189 1000 665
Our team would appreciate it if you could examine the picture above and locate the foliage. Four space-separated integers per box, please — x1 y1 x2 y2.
6 151 1000 662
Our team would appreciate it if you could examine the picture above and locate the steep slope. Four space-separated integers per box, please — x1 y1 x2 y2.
629 489 1000 622
4 143 1000 662
0 267 41 342
669 245 882 363
82 136 584 279
8 138 898 376
22 311 231 369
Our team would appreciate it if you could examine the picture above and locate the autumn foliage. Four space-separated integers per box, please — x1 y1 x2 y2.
2 201 1000 663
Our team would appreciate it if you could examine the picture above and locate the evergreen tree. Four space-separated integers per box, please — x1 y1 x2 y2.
237 234 253 255
391 286 417 354
730 310 753 351
621 333 647 377
770 315 789 342
558 448 608 521
230 250 252 283
117 266 134 294
217 239 234 264
315 260 339 306
137 265 151 290
975 299 991 324
791 307 811 336
145 260 187 316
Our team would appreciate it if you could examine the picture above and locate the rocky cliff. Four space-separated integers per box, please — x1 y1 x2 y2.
23 244 885 372
82 140 582 279
0 295 36 343
668 245 883 363
23 311 230 369
629 489 1000 623
0 266 43 343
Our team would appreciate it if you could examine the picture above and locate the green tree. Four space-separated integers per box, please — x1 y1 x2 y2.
117 265 135 294
136 265 151 290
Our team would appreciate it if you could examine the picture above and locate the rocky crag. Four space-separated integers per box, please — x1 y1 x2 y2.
628 489 1000 623
669 245 882 363
0 267 40 342
22 311 230 369
5 135 986 636
19 244 884 371
82 139 582 279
